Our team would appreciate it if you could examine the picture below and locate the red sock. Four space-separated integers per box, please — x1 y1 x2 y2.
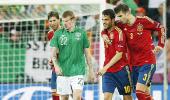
52 92 60 100
136 90 147 100
145 94 153 100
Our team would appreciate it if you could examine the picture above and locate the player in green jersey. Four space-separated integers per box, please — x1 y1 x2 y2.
50 10 94 100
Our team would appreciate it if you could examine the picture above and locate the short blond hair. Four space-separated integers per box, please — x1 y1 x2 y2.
62 10 75 18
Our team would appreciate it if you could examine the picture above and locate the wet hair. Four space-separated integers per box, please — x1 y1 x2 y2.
102 9 115 19
48 11 59 20
114 4 129 14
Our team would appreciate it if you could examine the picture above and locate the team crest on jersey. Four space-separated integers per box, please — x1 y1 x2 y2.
137 23 143 32
75 32 81 40
59 35 68 45
137 23 143 35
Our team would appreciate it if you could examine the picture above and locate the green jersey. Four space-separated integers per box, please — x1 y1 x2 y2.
123 0 138 15
50 27 89 76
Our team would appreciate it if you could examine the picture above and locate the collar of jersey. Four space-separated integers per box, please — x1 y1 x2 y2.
64 26 78 33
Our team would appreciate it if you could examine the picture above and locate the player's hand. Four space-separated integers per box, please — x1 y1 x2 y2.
153 46 163 54
48 58 54 69
48 58 54 66
54 66 63 76
102 34 111 44
87 69 95 83
97 67 107 76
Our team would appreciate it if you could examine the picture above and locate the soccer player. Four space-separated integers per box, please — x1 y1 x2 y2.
47 11 61 100
102 4 165 100
98 9 132 100
50 10 94 100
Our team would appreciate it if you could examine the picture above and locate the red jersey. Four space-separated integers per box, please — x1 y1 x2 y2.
101 26 128 73
117 16 165 66
47 30 54 40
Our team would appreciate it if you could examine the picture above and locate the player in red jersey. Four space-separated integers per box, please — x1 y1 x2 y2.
102 4 165 100
47 11 61 100
98 9 132 100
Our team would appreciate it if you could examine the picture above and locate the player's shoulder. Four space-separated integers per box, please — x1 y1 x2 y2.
74 27 87 36
114 26 123 35
136 16 154 23
55 28 65 34
75 27 86 32
101 29 107 33
114 26 122 32
50 29 63 38
115 21 124 28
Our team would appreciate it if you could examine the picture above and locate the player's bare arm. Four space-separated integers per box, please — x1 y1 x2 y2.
84 48 95 83
51 47 62 75
98 51 123 76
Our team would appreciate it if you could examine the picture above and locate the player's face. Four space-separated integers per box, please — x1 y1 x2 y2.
115 11 128 24
102 15 113 29
49 16 60 31
62 16 75 31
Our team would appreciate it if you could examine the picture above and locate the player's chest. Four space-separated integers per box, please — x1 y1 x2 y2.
123 23 145 40
105 33 116 48
58 32 83 46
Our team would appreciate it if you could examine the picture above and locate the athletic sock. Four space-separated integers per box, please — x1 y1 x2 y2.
52 92 60 100
136 90 146 100
145 93 153 100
